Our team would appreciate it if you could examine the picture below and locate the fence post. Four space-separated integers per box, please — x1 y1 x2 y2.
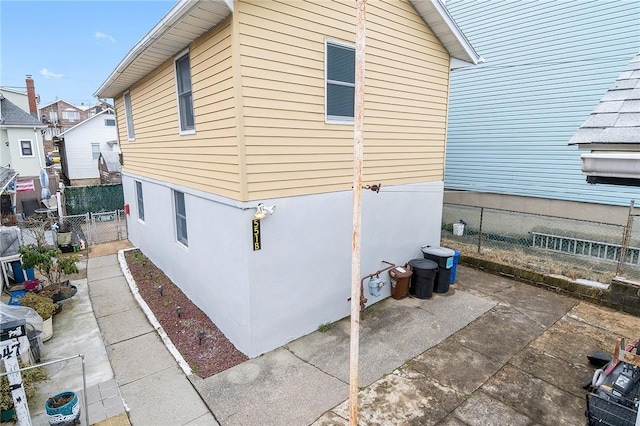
477 207 484 254
617 200 635 276
85 213 92 245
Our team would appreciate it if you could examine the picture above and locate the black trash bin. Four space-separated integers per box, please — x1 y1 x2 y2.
407 258 438 299
421 245 455 293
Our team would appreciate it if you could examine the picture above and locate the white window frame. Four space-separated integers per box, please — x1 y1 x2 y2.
135 180 144 222
91 143 100 160
174 190 188 247
62 110 80 122
123 90 135 141
19 140 34 157
104 118 116 126
49 111 58 122
325 39 355 125
174 49 196 135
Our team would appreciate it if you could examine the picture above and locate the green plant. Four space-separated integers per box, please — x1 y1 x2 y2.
19 244 79 286
0 365 47 411
317 322 332 333
20 293 56 320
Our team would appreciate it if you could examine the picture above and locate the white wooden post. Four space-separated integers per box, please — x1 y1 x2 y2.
1 321 32 426
349 1 366 425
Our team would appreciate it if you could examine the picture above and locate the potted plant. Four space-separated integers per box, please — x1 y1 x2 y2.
45 391 80 425
0 364 47 422
19 292 57 341
19 244 79 302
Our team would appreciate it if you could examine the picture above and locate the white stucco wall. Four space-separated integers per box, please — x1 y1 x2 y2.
61 113 118 179
123 172 444 357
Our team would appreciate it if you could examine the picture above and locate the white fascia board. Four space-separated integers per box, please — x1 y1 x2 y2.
410 0 481 65
58 108 115 137
94 0 232 99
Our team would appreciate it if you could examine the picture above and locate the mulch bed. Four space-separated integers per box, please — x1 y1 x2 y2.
124 249 247 378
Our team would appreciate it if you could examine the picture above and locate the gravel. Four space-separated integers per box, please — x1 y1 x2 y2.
124 249 247 378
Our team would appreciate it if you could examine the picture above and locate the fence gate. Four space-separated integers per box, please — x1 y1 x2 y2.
89 210 127 245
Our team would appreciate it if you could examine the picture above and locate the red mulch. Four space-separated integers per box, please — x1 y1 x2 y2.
124 249 247 378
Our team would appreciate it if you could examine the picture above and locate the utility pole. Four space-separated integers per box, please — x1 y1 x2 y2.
349 0 366 424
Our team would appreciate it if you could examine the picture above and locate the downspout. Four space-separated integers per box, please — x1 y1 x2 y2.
34 127 44 168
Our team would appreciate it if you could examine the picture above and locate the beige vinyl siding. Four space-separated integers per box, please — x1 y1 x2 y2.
239 0 451 199
115 17 240 199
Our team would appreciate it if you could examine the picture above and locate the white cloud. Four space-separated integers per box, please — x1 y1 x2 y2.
95 31 116 43
40 68 63 79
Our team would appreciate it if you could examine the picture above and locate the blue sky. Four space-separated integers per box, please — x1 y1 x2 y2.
1 0 175 106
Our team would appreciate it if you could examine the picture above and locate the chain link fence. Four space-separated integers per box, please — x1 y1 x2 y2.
441 203 640 283
60 210 127 246
15 210 127 249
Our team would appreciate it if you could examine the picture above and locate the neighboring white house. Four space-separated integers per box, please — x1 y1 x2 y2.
56 108 119 185
0 94 50 215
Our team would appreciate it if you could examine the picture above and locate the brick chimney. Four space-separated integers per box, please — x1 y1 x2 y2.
25 75 38 117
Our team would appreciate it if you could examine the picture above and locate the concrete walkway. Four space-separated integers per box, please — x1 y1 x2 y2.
82 249 638 426
87 254 216 426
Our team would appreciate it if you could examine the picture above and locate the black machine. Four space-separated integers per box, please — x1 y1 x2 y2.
586 338 640 426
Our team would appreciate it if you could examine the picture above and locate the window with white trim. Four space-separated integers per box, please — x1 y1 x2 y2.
325 40 355 123
62 110 80 121
124 91 135 140
135 181 144 221
20 140 33 156
175 52 195 133
105 118 116 126
174 190 188 246
49 111 58 122
91 144 100 160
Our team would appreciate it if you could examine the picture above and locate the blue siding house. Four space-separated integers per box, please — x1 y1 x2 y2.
445 0 640 208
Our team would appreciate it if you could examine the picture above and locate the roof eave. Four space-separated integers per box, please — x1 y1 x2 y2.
410 0 482 65
0 124 47 129
58 108 115 137
94 0 233 99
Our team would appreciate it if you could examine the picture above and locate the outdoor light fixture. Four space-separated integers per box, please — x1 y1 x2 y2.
254 203 276 220
157 285 163 296
176 306 182 318
197 330 205 345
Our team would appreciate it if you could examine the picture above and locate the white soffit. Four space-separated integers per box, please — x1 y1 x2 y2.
95 0 232 99
409 0 481 65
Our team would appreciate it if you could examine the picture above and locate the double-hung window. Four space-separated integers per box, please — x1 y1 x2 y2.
325 40 355 123
175 52 195 133
174 191 188 246
91 144 100 160
124 91 135 140
135 181 144 221
20 140 33 156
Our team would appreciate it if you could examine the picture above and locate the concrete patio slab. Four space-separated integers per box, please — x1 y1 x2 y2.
88 254 119 269
287 290 494 387
97 307 154 344
90 289 139 318
452 303 547 364
192 347 348 426
332 369 465 426
406 338 503 395
119 366 211 426
452 391 531 426
107 331 177 385
568 301 640 339
88 275 130 298
529 315 619 362
311 411 349 426
481 364 586 425
509 345 593 398
89 263 126 281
